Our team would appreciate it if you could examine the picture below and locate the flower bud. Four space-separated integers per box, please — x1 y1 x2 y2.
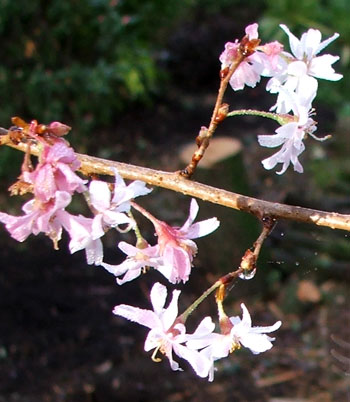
47 121 71 136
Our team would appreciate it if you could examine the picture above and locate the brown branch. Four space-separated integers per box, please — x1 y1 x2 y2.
180 36 256 178
3 137 350 233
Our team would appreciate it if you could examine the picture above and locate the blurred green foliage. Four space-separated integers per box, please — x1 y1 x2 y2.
0 0 195 134
0 0 266 138
259 0 350 117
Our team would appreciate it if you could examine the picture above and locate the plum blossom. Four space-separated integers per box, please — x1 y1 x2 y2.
267 24 342 113
186 304 282 381
113 282 211 377
258 90 317 174
101 241 164 285
49 170 152 265
0 190 72 247
220 23 283 91
56 210 104 265
88 169 151 239
135 198 220 284
23 142 87 203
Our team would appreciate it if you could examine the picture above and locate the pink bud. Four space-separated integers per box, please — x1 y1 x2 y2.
47 121 71 136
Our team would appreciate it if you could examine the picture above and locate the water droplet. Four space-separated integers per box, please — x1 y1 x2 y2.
280 232 284 237
295 262 300 266
239 268 256 280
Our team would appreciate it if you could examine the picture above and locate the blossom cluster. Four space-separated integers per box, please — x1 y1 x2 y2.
114 282 282 381
0 137 281 379
0 142 151 265
102 197 219 284
221 23 342 174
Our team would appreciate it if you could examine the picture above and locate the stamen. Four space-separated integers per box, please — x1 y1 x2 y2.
151 345 162 363
309 132 332 142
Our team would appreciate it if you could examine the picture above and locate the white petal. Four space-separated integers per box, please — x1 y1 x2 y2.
240 303 252 328
287 60 307 77
280 24 302 59
240 333 274 354
185 217 220 239
118 241 138 257
161 289 181 331
258 134 286 148
91 214 105 240
116 267 142 285
85 238 104 265
89 181 111 211
174 343 211 378
317 32 339 54
150 282 167 314
180 198 199 233
113 304 160 329
112 168 126 189
190 316 216 338
261 152 281 171
103 210 133 227
250 320 282 334
309 55 343 81
101 259 137 276
301 29 321 60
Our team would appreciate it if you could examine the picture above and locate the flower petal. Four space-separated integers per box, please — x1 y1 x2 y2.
150 282 168 315
113 304 160 329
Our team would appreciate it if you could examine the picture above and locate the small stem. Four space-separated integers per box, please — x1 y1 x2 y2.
239 216 276 276
227 109 288 125
179 281 222 323
127 210 145 246
178 266 245 323
253 216 277 257
130 201 158 225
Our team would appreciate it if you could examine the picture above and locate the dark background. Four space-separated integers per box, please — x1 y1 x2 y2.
0 1 349 400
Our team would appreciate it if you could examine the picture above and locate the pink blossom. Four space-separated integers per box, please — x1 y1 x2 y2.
56 210 104 265
110 168 152 213
0 191 72 247
24 142 86 203
101 241 164 285
186 304 282 381
135 199 220 283
220 23 283 91
113 282 211 377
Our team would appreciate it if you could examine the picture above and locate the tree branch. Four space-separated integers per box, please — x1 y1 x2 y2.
3 137 350 233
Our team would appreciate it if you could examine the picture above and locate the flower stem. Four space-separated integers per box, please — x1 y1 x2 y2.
179 280 222 323
178 267 245 323
227 109 288 125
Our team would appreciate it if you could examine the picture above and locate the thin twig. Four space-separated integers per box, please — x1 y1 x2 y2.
180 37 251 178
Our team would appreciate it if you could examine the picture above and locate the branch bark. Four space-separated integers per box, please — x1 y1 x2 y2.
3 138 350 232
